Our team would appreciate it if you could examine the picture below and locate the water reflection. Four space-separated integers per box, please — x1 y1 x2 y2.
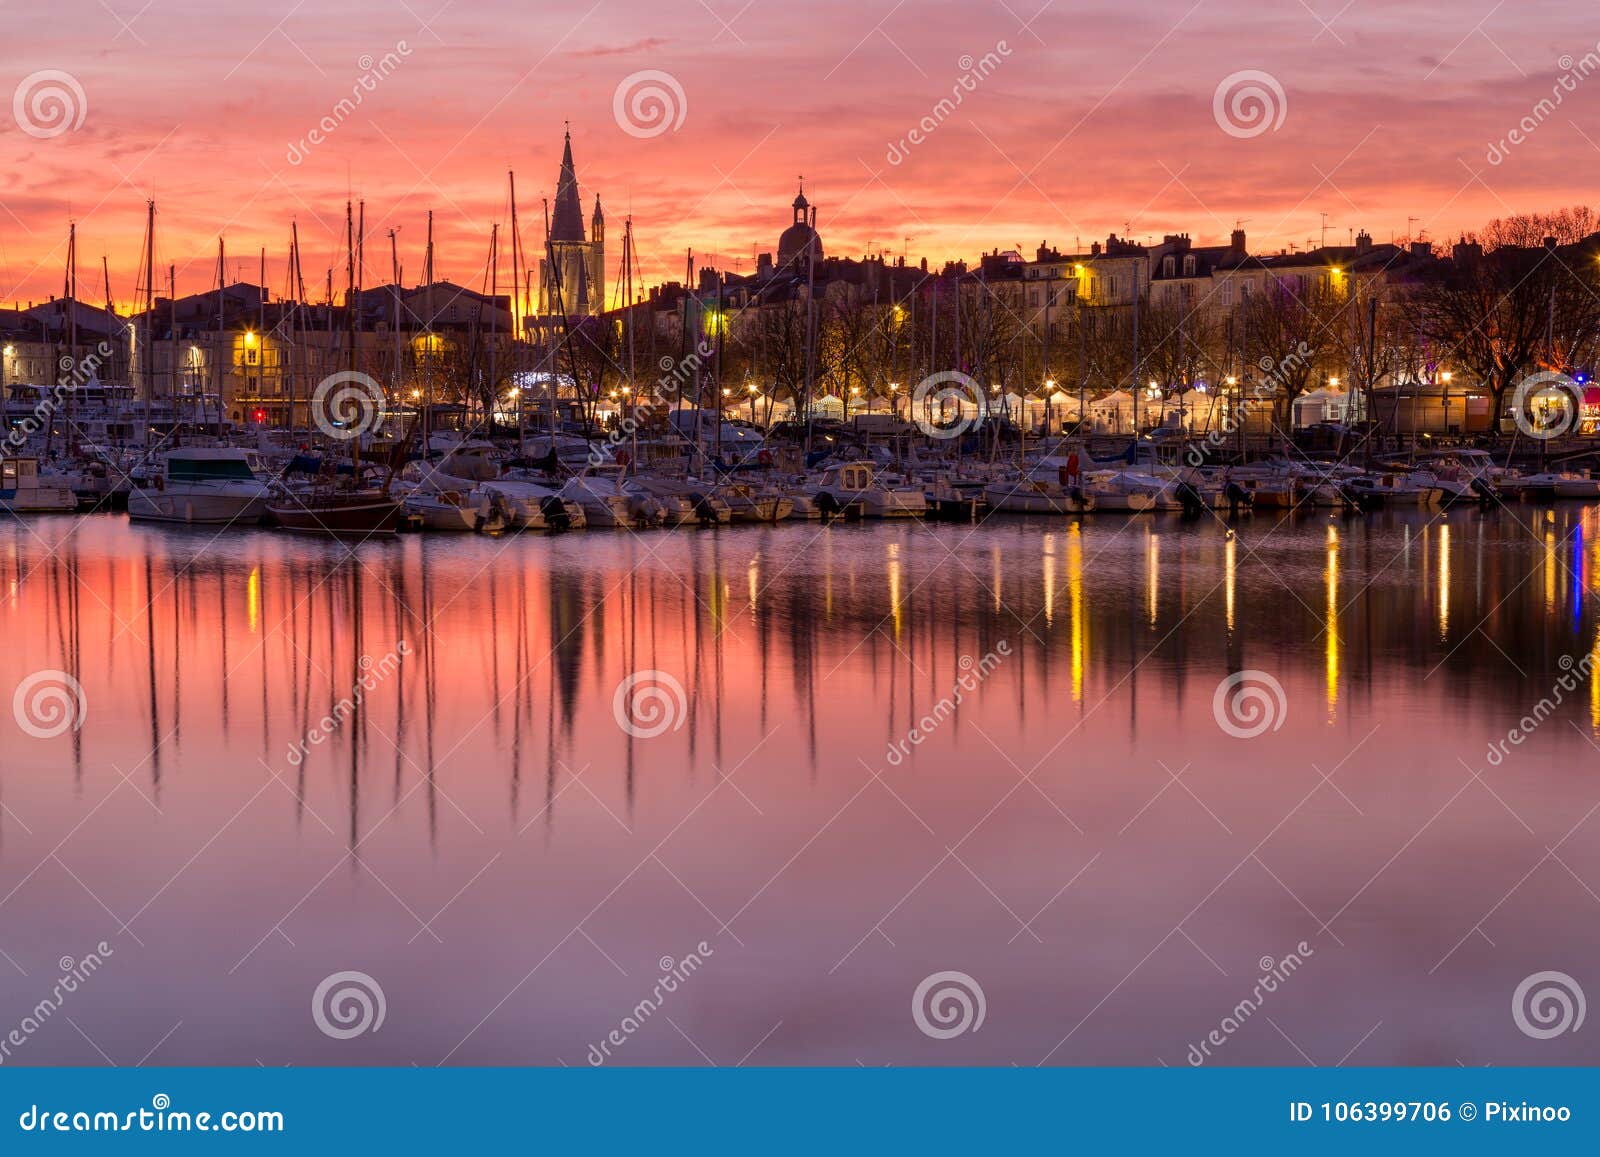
1 507 1598 1065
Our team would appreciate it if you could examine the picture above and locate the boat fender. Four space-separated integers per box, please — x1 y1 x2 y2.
153 474 164 491
758 449 773 467
616 449 631 468
816 491 841 516
1225 481 1249 508
1065 452 1080 479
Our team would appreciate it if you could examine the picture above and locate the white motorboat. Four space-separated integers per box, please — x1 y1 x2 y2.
1081 470 1165 513
1514 471 1600 500
559 466 665 529
715 481 795 524
628 475 732 525
401 487 508 533
477 474 587 530
0 457 77 514
126 448 270 524
983 473 1090 514
801 461 927 518
1346 471 1442 508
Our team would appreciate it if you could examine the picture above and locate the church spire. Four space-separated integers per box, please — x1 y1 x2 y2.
550 126 585 243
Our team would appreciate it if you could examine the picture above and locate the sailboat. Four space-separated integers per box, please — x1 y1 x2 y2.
267 201 405 537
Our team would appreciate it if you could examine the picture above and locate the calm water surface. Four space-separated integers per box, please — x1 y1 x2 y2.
2 507 1598 1066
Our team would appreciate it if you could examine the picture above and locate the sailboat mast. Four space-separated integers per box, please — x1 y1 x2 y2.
345 200 360 474
488 222 499 435
142 200 155 447
625 216 637 467
424 209 434 444
61 221 76 457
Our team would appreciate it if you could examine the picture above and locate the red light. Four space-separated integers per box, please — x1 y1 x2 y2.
253 409 266 423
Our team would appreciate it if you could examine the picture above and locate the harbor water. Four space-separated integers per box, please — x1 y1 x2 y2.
1 506 1598 1065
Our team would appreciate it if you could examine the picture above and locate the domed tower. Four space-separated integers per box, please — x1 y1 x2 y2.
777 182 823 270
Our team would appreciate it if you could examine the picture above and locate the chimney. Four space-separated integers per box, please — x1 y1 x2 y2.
1230 229 1247 253
1355 230 1372 254
1091 241 1102 256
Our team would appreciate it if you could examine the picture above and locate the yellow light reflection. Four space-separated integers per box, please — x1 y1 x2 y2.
1147 532 1159 626
1325 524 1339 720
889 544 902 643
1224 535 1236 632
1068 524 1085 702
1438 524 1450 639
1545 527 1557 614
1591 622 1600 732
247 566 260 632
1042 533 1056 627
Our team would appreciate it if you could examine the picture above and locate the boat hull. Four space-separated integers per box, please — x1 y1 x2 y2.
128 489 269 525
267 494 406 537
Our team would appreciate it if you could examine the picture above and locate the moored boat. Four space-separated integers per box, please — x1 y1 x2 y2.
127 448 271 525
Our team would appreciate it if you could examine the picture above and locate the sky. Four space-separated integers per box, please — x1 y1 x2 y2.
4 0 1600 308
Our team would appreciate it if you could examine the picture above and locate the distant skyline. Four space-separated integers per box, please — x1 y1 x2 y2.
5 0 1600 306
